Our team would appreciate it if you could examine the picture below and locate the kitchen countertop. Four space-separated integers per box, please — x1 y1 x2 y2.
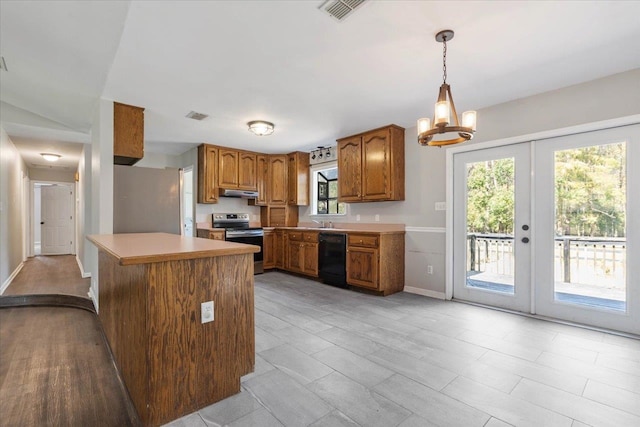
87 232 260 266
262 225 405 235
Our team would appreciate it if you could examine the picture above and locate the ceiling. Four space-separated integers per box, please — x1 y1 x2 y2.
2 1 639 170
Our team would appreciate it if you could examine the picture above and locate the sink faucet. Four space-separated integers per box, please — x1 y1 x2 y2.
312 219 326 228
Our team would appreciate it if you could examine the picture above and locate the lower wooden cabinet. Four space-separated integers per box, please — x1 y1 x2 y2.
275 230 285 269
346 232 404 295
196 229 225 240
285 231 318 277
263 230 275 269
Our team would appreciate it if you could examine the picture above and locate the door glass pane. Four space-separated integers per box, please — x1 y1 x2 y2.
554 142 626 311
466 158 515 294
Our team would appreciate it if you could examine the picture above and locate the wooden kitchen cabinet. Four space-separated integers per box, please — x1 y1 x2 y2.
253 154 268 206
337 124 405 202
260 205 298 227
196 228 225 241
268 155 288 205
218 149 257 191
287 152 309 206
275 229 285 269
114 102 144 165
263 229 275 269
197 144 218 204
346 232 405 295
285 231 318 276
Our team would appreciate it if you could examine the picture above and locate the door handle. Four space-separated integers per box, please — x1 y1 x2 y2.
521 237 530 243
40 221 44 225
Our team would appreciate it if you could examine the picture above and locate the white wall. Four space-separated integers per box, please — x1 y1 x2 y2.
0 126 29 292
29 168 75 183
76 144 91 278
299 69 640 297
87 99 114 307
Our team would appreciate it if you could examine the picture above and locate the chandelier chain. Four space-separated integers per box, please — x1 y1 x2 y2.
442 36 448 83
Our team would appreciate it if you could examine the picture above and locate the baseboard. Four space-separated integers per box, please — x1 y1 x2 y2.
88 287 99 313
75 255 92 278
1 262 24 295
403 286 446 300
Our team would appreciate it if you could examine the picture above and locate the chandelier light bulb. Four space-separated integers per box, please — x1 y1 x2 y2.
434 101 450 126
462 111 477 131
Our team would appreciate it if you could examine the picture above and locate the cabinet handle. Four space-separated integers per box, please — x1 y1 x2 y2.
359 239 363 243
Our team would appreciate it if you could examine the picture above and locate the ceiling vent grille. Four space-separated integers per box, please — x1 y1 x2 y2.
186 111 209 121
319 0 367 22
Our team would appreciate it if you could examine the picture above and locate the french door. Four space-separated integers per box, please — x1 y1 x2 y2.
452 125 639 334
453 143 532 313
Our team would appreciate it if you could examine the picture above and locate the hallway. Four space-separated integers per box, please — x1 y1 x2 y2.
0 255 139 426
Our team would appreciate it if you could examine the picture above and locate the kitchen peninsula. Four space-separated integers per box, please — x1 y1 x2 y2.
87 233 259 427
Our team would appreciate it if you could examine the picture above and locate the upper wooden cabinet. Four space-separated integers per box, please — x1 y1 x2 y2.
218 149 257 191
113 102 144 165
268 155 288 205
287 151 309 206
337 125 405 202
254 155 269 206
197 144 218 204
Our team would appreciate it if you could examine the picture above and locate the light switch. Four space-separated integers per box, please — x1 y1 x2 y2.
201 301 214 324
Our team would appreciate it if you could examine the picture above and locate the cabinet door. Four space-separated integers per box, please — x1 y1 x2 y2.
287 240 303 272
218 149 239 188
197 145 218 204
255 155 268 205
362 129 392 200
113 102 144 164
275 231 285 269
268 155 288 205
337 136 362 202
287 152 309 206
263 232 275 269
302 243 319 276
238 151 257 191
346 246 378 289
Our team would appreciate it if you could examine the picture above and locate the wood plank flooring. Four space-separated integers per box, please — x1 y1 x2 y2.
168 271 640 427
0 255 139 426
4 255 90 297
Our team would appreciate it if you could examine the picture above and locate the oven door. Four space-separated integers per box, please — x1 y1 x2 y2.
225 234 264 262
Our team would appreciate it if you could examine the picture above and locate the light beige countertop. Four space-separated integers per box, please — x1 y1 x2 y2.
87 232 259 266
263 224 405 235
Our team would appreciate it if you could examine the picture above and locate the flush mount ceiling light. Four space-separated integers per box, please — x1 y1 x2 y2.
41 153 61 162
247 120 274 136
417 30 477 147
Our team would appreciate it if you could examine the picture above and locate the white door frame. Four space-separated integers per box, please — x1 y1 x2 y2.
446 114 640 300
452 143 532 313
32 180 76 256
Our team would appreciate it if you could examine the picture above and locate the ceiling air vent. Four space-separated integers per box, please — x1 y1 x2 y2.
186 111 209 121
319 0 367 22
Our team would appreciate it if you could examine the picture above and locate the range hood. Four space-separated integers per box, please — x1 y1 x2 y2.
219 188 259 198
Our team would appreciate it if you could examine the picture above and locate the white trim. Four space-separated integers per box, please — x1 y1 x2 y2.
88 287 98 313
403 286 446 300
445 114 640 302
75 255 92 279
1 262 24 295
405 226 446 233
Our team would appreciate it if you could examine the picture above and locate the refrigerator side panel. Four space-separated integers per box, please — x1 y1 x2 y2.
114 165 182 235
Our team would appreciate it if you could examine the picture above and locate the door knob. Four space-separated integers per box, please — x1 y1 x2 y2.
521 237 530 243
40 221 44 225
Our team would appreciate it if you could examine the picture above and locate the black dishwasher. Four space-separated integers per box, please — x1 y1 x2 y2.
318 233 348 287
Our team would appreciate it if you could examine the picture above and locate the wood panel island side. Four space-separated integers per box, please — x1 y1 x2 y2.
87 233 259 427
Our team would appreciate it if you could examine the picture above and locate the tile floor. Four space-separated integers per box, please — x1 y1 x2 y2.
166 272 640 427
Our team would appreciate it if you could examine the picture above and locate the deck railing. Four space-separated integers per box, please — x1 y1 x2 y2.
467 233 626 285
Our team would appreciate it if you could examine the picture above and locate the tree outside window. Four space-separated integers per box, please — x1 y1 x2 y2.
316 167 345 215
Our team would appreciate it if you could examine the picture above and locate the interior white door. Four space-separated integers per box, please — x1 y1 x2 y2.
41 184 74 255
534 125 639 334
453 143 532 313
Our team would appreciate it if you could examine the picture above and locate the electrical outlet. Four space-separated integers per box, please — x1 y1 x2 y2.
201 301 214 324
427 265 433 275
435 202 446 211
375 214 380 222
356 214 361 221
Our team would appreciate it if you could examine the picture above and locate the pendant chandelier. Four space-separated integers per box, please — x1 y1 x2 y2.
417 30 476 147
